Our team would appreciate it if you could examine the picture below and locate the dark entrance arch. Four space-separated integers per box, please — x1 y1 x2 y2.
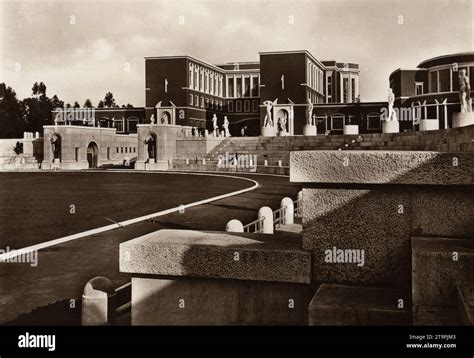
87 142 99 168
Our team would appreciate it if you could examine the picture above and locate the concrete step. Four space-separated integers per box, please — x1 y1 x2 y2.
412 237 474 308
308 284 411 325
413 305 462 326
457 285 474 325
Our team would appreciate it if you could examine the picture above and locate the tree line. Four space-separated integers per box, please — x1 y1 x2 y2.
0 82 133 138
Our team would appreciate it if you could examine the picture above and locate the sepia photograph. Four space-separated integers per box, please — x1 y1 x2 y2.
0 0 473 352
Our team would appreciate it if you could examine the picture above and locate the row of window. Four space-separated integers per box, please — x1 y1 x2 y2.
428 65 474 94
189 63 224 97
226 74 260 98
227 100 259 113
116 147 136 154
189 94 224 110
307 60 324 93
188 94 260 113
313 114 381 131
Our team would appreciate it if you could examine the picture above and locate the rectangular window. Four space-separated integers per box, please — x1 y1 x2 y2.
75 147 79 161
195 95 199 107
252 100 258 112
228 77 234 97
244 76 251 97
107 147 110 160
219 101 223 111
251 76 259 97
367 115 381 130
210 99 214 109
351 78 356 102
331 115 344 130
205 98 209 108
125 147 128 153
236 76 242 98
228 101 234 112
189 94 193 105
236 101 242 112
429 71 438 93
114 120 124 132
127 120 138 133
200 97 204 108
189 68 193 88
116 147 119 153
343 78 349 103
415 82 424 96
194 68 198 90
120 147 123 153
439 69 450 92
244 100 250 112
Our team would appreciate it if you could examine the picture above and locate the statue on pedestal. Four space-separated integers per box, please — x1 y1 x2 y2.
459 69 472 113
223 116 230 137
306 97 314 125
263 100 275 127
387 88 398 121
150 114 155 124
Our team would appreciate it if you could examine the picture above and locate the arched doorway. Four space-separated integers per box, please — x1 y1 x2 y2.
87 142 99 168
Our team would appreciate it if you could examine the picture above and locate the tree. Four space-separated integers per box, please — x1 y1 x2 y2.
73 101 80 108
51 95 64 109
65 103 71 108
0 83 24 137
32 82 40 97
97 100 105 108
103 92 116 108
83 99 93 108
126 103 134 108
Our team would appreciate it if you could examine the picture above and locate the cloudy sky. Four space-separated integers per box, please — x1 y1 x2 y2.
1 0 472 106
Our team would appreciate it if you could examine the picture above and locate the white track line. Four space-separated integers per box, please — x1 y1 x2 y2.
0 172 259 261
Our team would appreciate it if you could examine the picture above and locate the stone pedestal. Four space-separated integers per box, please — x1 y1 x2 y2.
278 130 288 137
261 126 275 137
303 125 317 136
343 125 359 135
120 229 311 325
419 119 439 132
382 120 399 134
452 112 474 128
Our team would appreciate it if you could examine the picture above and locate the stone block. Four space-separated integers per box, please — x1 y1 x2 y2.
131 277 312 325
290 151 474 186
412 237 474 307
308 284 410 325
120 229 311 284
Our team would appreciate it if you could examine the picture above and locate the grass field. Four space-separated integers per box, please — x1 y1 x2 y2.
0 171 251 249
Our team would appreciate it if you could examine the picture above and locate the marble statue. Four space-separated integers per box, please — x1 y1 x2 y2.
278 113 287 132
263 100 274 127
306 97 314 125
150 114 155 124
387 88 398 121
212 114 218 137
223 116 231 137
459 69 472 113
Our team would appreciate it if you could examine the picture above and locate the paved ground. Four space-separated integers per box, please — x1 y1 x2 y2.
0 171 301 324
